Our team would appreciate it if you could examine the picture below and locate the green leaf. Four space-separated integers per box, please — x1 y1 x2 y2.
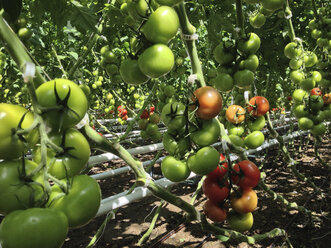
68 1 98 33
67 51 78 60
216 234 230 242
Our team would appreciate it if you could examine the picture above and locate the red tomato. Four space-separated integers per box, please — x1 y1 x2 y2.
122 115 128 121
150 106 155 113
193 86 223 120
117 105 124 111
121 109 128 116
203 176 230 204
203 200 227 222
310 88 322 96
140 109 150 119
247 96 269 116
232 160 260 189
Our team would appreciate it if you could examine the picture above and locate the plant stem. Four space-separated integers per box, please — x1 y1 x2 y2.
175 3 206 87
235 0 245 37
0 14 46 87
284 1 296 41
137 200 165 246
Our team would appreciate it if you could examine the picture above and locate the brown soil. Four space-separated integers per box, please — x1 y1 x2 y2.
60 134 331 248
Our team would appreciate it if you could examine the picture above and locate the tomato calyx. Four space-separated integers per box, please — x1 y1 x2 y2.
166 103 186 119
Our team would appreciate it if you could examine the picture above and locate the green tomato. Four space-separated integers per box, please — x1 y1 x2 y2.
0 103 38 160
229 134 245 147
163 85 176 97
162 132 191 157
292 89 308 103
284 42 302 59
161 156 190 182
238 33 261 54
211 73 234 92
0 160 45 215
18 27 32 40
106 64 119 75
187 146 220 175
292 104 308 118
311 71 322 83
142 6 179 44
309 95 324 113
300 78 316 91
161 102 186 131
36 79 88 131
249 13 266 29
155 0 183 6
213 44 235 65
290 70 305 84
0 208 68 248
261 0 284 11
289 58 303 70
310 122 327 136
228 211 254 233
239 54 259 71
47 175 101 228
247 115 266 131
244 131 265 149
190 118 220 147
33 128 90 179
145 123 159 135
227 123 245 136
304 52 318 67
298 117 314 130
120 59 149 85
138 44 175 78
234 69 255 89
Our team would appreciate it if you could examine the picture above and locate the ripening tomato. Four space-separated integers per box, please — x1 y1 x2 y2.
310 88 322 96
226 105 246 124
192 86 223 120
231 188 258 213
203 200 227 223
323 93 331 104
232 160 260 189
247 96 269 117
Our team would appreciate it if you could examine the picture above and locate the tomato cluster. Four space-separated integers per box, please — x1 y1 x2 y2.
202 155 260 233
160 85 223 182
138 106 162 142
120 1 180 83
0 79 101 247
221 96 269 150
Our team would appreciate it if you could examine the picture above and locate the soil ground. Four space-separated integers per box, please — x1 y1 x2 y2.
61 134 331 248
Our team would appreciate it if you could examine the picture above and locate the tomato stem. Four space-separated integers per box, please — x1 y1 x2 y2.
175 2 206 87
0 13 46 87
